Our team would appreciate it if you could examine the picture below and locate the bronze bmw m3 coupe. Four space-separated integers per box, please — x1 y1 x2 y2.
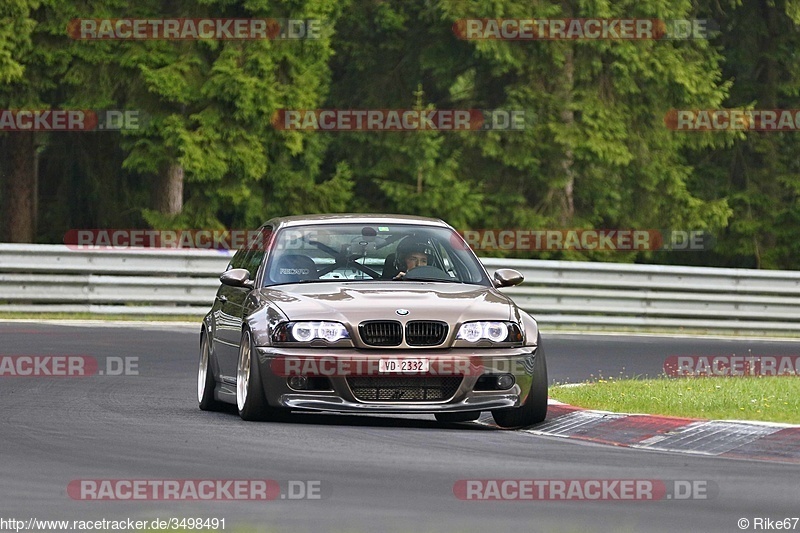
198 214 547 428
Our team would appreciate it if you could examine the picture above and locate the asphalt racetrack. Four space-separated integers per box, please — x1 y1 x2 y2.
1 322 799 532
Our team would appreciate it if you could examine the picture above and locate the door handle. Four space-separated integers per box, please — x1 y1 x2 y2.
216 295 228 303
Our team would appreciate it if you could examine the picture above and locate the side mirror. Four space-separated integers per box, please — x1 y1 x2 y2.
220 268 254 289
493 268 524 288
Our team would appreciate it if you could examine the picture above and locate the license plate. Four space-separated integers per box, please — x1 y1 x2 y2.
379 358 429 373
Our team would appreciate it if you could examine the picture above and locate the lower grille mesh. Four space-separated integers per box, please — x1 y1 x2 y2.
347 376 462 402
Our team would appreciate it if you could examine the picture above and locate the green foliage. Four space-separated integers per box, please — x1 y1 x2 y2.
0 0 38 85
2 0 799 269
687 0 800 268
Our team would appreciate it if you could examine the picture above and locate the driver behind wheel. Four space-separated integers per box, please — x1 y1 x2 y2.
393 240 433 279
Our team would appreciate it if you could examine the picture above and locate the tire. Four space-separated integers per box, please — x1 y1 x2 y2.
236 329 285 421
198 330 224 411
435 411 481 423
491 335 548 428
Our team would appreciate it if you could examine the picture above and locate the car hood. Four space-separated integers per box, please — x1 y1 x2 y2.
256 282 514 325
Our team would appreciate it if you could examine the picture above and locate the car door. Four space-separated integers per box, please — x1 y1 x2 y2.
213 228 270 382
212 248 247 382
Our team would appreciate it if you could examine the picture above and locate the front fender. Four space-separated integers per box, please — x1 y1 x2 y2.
244 303 289 347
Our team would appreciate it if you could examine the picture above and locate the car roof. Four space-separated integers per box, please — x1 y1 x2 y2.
265 213 450 230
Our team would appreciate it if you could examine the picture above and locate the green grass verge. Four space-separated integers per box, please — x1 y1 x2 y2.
549 376 800 424
0 312 201 322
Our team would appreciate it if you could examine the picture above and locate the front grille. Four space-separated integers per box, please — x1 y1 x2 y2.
359 321 402 346
347 376 462 402
406 321 448 346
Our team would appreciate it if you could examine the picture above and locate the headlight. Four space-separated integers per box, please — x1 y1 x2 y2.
291 322 316 342
273 321 350 343
456 321 522 343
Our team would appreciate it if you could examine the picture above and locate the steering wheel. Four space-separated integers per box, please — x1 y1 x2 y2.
398 265 452 281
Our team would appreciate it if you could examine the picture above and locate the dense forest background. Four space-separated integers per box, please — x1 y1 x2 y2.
1 0 799 269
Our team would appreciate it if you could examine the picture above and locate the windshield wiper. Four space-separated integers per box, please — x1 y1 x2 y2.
403 278 464 283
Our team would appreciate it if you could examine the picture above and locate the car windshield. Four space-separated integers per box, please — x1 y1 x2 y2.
263 223 490 287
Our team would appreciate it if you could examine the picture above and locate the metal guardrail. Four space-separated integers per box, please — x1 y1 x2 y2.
0 245 230 315
2 244 800 332
486 258 800 332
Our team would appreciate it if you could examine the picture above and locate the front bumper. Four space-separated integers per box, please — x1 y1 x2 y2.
254 346 538 414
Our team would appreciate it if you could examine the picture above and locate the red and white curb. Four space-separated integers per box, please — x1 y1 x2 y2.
486 400 800 464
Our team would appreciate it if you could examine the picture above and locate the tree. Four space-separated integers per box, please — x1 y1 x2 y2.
0 0 41 242
322 0 734 262
118 0 352 228
1 0 124 242
688 0 800 268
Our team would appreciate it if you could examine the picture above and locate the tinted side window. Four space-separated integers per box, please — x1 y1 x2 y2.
243 249 265 279
242 227 271 279
226 227 271 276
227 249 247 271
